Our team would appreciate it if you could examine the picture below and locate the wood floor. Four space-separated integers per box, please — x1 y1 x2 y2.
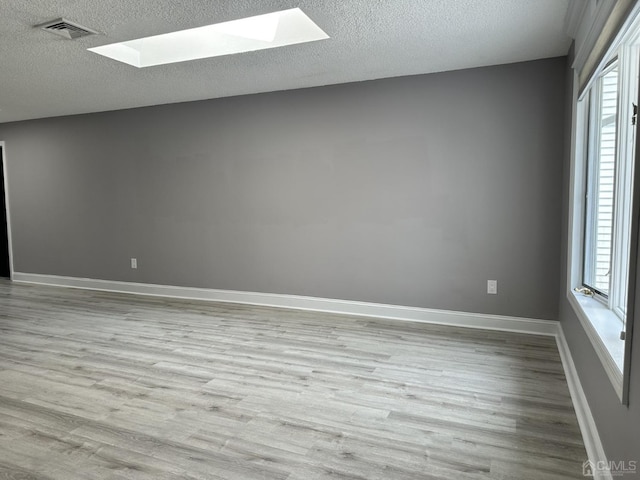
0 280 586 479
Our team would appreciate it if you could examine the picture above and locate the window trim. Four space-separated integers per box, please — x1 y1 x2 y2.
567 9 640 402
568 76 625 400
611 44 639 320
567 291 624 395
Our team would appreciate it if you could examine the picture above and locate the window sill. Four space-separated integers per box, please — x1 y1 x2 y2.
567 290 624 399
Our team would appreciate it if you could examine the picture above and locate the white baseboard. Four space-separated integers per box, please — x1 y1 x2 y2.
12 272 559 336
556 326 612 480
12 271 607 476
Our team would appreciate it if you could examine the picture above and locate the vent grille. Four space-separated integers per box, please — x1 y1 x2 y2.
37 18 98 40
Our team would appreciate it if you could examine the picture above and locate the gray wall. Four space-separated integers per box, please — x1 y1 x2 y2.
559 52 640 466
0 57 566 319
560 304 640 466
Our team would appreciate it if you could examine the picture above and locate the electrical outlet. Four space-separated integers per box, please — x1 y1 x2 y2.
487 280 497 294
131 258 137 269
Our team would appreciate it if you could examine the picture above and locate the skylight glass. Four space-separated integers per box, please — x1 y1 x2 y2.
88 8 329 68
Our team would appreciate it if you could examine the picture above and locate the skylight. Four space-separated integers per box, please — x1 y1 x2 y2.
88 8 329 68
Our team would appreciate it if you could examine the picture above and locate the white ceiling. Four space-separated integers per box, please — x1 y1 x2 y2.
0 0 572 123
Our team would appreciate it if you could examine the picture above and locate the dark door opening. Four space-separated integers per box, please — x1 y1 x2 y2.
0 146 10 278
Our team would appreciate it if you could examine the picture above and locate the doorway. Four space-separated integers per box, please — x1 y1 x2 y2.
0 145 10 278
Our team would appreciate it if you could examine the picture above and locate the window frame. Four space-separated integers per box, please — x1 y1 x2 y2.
611 44 640 320
569 20 640 402
582 57 619 300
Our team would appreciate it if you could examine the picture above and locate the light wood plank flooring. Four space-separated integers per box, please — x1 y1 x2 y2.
0 280 586 479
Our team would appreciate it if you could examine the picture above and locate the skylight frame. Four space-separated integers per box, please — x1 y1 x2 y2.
87 8 329 68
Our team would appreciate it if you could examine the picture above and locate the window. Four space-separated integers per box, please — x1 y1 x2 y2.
583 60 619 298
570 24 640 399
581 44 638 320
580 47 637 321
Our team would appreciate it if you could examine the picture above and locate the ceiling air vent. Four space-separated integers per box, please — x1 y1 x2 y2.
37 18 98 40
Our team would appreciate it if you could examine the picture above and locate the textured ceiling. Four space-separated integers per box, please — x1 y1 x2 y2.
0 0 572 123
